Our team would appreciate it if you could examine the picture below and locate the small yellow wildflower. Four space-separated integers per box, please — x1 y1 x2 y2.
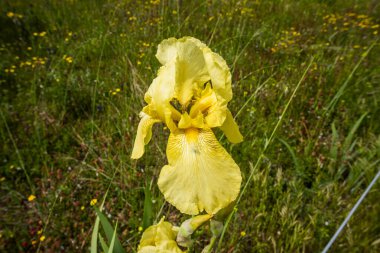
33 32 38 36
63 55 73 63
31 240 38 245
28 195 36 202
39 32 46 37
116 88 121 92
39 235 45 242
112 91 117 95
240 231 246 237
7 12 14 18
81 206 85 211
37 229 43 235
138 226 143 232
90 198 97 206
27 47 32 51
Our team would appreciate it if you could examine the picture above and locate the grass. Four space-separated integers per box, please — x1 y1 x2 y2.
1 0 380 252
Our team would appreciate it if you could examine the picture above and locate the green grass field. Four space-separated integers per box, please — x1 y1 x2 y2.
1 0 379 252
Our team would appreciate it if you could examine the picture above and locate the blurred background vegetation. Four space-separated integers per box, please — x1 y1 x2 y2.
0 0 379 252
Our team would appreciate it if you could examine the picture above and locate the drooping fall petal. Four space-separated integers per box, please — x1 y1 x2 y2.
131 113 160 159
219 109 243 143
158 128 242 215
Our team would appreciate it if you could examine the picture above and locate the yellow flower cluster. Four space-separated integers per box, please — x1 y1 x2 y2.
4 55 48 74
271 28 302 53
65 32 73 42
322 13 379 35
28 194 36 202
22 57 47 67
135 41 152 66
90 198 97 206
109 88 122 96
4 65 16 74
7 12 23 19
63 55 73 64
33 31 47 37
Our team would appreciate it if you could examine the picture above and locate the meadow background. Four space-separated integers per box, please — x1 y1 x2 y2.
1 0 380 252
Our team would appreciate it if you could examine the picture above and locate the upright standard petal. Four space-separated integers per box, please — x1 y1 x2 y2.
203 49 233 102
131 113 160 159
144 64 176 122
158 128 242 215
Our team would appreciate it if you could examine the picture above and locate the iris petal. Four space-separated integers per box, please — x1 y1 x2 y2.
145 64 176 118
158 128 242 215
203 49 233 102
138 218 184 253
174 39 209 105
220 109 243 143
131 113 160 159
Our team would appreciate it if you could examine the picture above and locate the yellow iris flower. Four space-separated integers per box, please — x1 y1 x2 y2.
131 37 243 215
138 218 185 253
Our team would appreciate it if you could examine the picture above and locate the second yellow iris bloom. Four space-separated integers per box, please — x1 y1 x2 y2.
131 37 243 215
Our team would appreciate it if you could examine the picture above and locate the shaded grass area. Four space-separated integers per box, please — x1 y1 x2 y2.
0 0 379 252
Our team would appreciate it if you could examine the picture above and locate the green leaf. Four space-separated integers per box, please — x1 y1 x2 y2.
108 221 118 253
342 112 367 154
99 234 109 253
90 186 110 253
94 207 126 253
91 216 100 253
143 183 153 230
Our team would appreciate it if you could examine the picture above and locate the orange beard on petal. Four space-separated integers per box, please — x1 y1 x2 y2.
184 127 199 143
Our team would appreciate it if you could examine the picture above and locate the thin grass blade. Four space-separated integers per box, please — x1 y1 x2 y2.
94 207 125 253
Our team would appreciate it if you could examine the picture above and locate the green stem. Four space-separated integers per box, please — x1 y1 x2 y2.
0 109 33 191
